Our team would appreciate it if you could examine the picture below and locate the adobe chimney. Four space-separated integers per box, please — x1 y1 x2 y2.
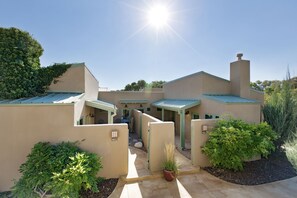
230 53 250 98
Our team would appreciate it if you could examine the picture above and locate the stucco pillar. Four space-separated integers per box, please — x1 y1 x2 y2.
179 109 185 149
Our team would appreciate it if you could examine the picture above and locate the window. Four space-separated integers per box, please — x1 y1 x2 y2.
78 118 84 125
192 114 199 119
157 108 162 111
147 107 151 112
215 115 220 119
205 114 213 119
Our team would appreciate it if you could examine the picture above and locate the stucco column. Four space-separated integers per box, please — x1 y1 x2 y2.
179 109 185 149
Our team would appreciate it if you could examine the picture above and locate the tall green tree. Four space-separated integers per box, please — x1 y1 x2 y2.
147 80 166 88
123 80 147 91
123 80 166 91
0 27 43 99
263 72 297 142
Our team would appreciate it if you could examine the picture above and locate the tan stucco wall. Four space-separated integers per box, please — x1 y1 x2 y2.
163 72 231 99
148 122 175 172
250 89 264 105
191 119 217 167
141 113 161 150
0 105 128 191
84 66 99 100
201 74 231 95
132 109 143 137
48 64 85 93
199 98 261 123
48 64 98 99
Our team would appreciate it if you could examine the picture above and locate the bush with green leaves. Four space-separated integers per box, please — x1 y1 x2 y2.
0 27 43 99
202 118 278 171
12 142 102 198
0 27 71 99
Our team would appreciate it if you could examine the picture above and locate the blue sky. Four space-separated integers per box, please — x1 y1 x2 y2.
1 0 297 90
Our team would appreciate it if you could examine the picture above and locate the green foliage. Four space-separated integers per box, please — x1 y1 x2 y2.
285 138 297 171
147 80 166 89
0 27 43 99
36 63 71 93
163 144 178 173
202 118 277 171
12 142 102 198
124 80 147 91
163 160 178 173
0 27 70 99
263 73 297 142
123 80 166 91
49 153 100 198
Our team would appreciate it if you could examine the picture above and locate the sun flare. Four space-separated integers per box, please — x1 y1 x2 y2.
147 5 170 29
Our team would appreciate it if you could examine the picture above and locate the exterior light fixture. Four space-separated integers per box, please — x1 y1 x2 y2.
201 125 208 134
111 130 118 141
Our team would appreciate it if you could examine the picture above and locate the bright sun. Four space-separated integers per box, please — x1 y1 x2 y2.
147 5 170 29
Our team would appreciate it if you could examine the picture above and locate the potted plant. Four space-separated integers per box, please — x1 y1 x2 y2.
163 143 178 181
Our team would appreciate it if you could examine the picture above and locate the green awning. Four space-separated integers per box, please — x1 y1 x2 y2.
119 99 148 104
86 100 117 112
152 99 200 112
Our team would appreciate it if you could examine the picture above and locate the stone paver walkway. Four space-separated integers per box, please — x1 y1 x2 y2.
112 170 297 198
112 146 297 198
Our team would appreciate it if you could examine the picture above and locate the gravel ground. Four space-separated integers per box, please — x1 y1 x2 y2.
204 148 297 185
80 178 119 198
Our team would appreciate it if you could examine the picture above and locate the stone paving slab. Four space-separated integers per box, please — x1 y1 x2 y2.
111 170 297 198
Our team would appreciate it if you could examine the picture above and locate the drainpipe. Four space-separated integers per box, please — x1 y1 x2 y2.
110 111 116 124
108 111 117 124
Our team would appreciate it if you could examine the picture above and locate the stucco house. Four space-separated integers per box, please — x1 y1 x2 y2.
98 53 264 148
0 53 263 191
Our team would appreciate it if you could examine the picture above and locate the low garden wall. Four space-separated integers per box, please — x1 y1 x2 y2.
141 113 161 150
191 119 217 167
132 109 142 138
0 105 128 191
148 122 175 172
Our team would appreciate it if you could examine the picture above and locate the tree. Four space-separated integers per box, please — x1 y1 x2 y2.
123 80 166 91
0 27 43 99
263 72 297 142
123 80 147 91
148 80 166 88
0 27 70 99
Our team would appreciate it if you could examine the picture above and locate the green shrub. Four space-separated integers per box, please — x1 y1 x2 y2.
163 144 178 174
12 142 102 198
202 118 277 171
263 74 297 142
285 137 297 171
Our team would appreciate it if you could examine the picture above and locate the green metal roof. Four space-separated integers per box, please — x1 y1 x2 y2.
152 99 200 112
119 99 148 104
0 93 84 105
203 95 259 104
86 100 117 112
